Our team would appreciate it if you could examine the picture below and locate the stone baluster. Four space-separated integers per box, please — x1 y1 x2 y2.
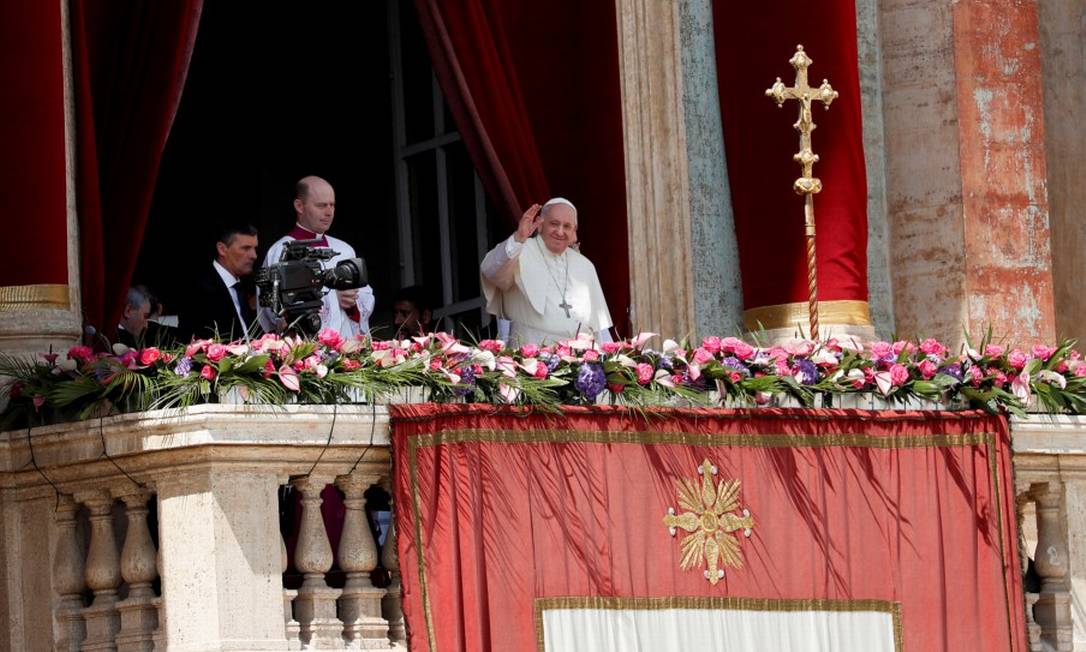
282 530 301 650
380 485 405 644
1030 481 1072 651
336 473 388 649
291 477 344 649
115 491 158 652
53 494 85 652
78 489 122 651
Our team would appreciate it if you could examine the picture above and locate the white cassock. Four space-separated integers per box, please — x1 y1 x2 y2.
480 235 612 345
264 231 375 338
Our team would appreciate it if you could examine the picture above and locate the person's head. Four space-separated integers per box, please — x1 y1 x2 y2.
215 224 259 277
393 285 433 337
539 197 578 255
293 175 336 234
120 286 151 336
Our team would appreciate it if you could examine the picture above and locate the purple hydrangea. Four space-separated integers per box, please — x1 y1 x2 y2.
721 356 751 377
454 366 476 397
575 363 606 400
657 356 674 371
793 359 818 385
541 352 561 373
938 363 964 383
174 356 193 377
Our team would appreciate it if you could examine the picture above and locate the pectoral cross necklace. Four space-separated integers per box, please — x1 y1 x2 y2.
537 239 572 318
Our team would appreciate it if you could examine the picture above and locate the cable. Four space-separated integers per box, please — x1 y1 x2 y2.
98 413 146 490
25 425 61 512
303 403 338 478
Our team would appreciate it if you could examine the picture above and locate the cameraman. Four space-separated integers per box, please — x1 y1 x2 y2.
263 176 375 338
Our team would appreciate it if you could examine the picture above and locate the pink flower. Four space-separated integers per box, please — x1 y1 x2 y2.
1032 345 1057 361
1007 350 1029 370
582 350 600 362
200 366 217 381
139 347 161 366
984 344 1005 357
317 328 344 350
342 358 361 371
987 367 1008 386
701 336 722 355
40 352 58 364
278 365 300 392
636 363 654 385
733 341 755 360
67 345 94 364
32 395 45 410
692 348 714 365
782 338 813 357
429 360 442 371
892 340 914 356
729 371 742 383
918 359 938 380
263 359 276 379
479 339 504 353
1057 361 1069 373
869 341 893 358
607 382 625 394
534 363 548 380
601 341 622 354
520 343 540 358
969 365 984 386
889 364 910 386
1075 364 1086 378
919 338 946 357
206 344 227 362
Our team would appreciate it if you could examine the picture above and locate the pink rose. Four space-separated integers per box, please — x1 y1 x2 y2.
479 339 504 353
983 344 1005 357
200 365 217 381
917 359 938 380
701 336 722 355
733 341 755 360
969 365 984 386
987 367 1007 386
729 371 742 383
892 340 913 356
534 364 548 379
263 359 276 379
1007 350 1028 370
67 345 94 364
582 350 600 362
342 358 361 371
139 347 161 366
1075 364 1086 378
206 344 227 362
430 360 442 371
317 328 343 350
869 341 893 358
919 338 946 357
889 364 910 386
1057 361 1069 373
1032 345 1057 361
636 363 654 385
607 382 625 394
692 348 714 365
721 337 745 354
520 343 540 358
601 341 622 354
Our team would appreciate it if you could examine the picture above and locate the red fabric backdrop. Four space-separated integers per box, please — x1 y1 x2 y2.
414 1 630 335
713 1 869 310
71 0 202 335
392 405 1026 652
0 3 69 287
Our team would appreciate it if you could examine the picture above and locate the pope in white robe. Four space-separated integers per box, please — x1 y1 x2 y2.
480 198 612 345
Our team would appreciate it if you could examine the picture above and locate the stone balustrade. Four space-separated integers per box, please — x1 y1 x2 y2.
1 406 1084 650
0 404 400 651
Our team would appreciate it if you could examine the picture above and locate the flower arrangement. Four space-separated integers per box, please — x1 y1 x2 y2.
3 328 1085 428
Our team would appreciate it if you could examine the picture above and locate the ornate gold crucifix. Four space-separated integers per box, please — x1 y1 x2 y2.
766 45 838 340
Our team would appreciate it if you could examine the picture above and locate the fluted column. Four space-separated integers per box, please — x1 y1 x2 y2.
336 473 388 649
115 491 157 652
1030 481 1072 651
282 531 301 650
79 489 121 651
52 494 85 652
380 482 404 644
291 476 344 649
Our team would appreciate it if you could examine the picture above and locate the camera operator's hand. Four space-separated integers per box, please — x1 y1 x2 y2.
337 288 359 310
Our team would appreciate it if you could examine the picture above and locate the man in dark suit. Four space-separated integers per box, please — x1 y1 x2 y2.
177 225 260 342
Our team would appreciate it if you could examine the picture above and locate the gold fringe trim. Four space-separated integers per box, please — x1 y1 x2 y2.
744 299 871 332
0 284 70 310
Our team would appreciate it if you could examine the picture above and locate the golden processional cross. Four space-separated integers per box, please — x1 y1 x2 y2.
766 45 838 341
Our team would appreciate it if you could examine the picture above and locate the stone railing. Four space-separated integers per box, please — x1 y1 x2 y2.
0 404 401 651
1 407 1083 650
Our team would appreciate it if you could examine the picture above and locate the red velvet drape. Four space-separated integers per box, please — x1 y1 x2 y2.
71 0 202 336
0 3 68 288
413 1 630 334
712 1 869 311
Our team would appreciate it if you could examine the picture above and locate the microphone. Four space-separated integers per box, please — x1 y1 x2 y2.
83 324 112 351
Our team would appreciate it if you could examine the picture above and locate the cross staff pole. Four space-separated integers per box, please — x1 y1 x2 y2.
766 45 838 341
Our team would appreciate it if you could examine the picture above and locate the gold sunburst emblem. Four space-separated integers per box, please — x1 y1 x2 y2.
663 459 754 585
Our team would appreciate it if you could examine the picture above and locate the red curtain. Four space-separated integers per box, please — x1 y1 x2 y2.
413 1 630 334
392 404 1026 652
712 1 869 312
0 3 68 288
71 0 202 336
